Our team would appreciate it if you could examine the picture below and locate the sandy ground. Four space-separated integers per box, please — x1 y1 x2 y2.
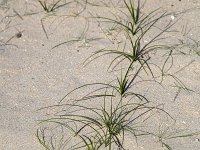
1 0 200 149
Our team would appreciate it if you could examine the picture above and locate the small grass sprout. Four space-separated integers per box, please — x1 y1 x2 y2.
38 0 72 13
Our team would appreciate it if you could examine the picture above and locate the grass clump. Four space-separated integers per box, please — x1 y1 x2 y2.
84 0 174 74
38 86 171 149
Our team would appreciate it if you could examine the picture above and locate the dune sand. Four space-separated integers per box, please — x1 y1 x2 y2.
1 0 200 149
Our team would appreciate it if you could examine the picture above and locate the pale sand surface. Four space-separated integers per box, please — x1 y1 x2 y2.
1 0 200 149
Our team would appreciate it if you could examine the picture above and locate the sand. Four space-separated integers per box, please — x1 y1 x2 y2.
1 0 200 149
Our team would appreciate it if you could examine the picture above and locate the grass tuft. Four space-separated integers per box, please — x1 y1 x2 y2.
38 0 72 13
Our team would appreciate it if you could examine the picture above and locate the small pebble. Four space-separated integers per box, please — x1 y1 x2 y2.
182 121 186 124
195 138 200 142
16 32 22 38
